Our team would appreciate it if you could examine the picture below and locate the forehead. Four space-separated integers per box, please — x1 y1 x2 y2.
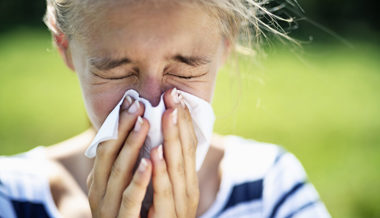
78 1 222 59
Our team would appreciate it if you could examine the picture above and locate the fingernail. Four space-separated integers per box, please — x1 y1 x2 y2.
171 88 180 104
134 116 143 132
157 145 163 160
172 108 178 125
121 96 133 110
138 158 148 173
128 100 140 114
126 96 132 105
178 94 186 108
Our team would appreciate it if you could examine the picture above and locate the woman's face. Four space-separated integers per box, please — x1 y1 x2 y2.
65 2 229 129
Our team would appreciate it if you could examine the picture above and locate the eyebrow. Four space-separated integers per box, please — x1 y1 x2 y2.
89 54 211 71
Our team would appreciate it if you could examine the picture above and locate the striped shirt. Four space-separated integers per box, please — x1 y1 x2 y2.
199 135 331 218
0 136 330 218
0 147 61 218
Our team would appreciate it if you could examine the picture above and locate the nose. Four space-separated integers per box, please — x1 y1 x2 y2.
137 75 164 107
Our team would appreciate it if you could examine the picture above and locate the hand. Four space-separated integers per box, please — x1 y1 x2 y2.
148 88 200 218
86 98 152 218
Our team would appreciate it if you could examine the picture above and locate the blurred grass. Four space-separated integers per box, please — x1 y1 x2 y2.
1 28 380 217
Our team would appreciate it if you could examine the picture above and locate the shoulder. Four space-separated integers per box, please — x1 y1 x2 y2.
221 135 284 182
0 147 62 218
0 147 91 218
213 135 330 218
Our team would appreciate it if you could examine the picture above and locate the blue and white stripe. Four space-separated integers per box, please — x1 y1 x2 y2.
0 147 61 218
200 136 330 218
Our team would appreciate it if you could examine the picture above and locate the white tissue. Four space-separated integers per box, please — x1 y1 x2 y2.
85 89 215 171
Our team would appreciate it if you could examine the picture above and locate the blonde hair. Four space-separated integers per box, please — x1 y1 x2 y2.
43 0 301 55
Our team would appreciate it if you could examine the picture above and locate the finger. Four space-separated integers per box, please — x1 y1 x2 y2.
163 88 180 108
117 158 152 218
164 88 197 159
91 99 144 203
162 107 187 217
176 97 198 193
164 88 198 193
149 145 176 217
103 116 150 212
86 167 94 190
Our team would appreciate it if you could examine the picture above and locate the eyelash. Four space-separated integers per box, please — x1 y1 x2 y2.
167 73 195 80
165 70 208 80
90 70 136 80
108 74 135 80
113 73 197 80
91 70 205 80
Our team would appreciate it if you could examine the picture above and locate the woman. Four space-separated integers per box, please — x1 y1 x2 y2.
0 0 330 217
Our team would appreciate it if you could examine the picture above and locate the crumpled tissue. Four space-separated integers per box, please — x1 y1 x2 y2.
84 89 215 171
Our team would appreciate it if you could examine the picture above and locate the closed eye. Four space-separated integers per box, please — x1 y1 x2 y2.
90 70 138 80
167 72 208 80
105 74 136 80
175 75 195 80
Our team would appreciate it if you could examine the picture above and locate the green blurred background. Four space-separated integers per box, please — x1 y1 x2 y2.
0 0 379 217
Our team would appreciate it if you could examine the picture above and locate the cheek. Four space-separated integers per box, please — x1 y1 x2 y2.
200 75 217 103
70 43 132 130
193 63 218 102
82 84 127 130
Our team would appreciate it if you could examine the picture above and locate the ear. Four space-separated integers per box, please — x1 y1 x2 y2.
54 32 75 72
221 37 232 66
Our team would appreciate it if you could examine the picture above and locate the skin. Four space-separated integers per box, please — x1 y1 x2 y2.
51 1 231 217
